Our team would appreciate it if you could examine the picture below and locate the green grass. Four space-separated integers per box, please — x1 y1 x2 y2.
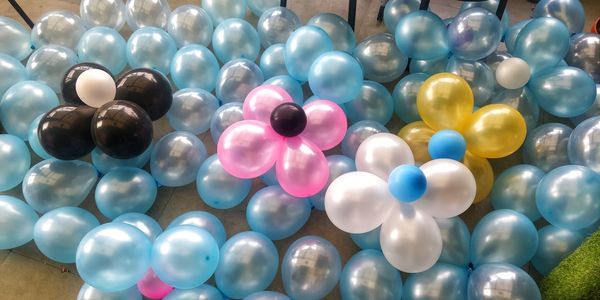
541 230 600 300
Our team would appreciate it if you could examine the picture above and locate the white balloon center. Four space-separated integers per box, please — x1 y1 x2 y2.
75 69 116 108
496 57 531 90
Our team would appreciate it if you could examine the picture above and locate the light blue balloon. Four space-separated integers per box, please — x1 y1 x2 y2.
215 231 278 299
0 16 32 60
167 88 219 134
491 165 544 221
210 102 244 143
77 283 141 300
264 75 303 104
33 207 99 263
127 27 177 75
533 0 585 33
409 55 448 75
536 165 600 230
514 17 570 75
171 45 219 91
392 73 427 123
485 51 512 75
403 263 468 300
167 211 226 247
151 131 207 187
167 5 213 48
569 116 600 173
341 120 389 159
26 45 78 93
383 0 420 34
0 195 38 250
113 213 163 242
80 0 127 30
428 129 466 161
309 155 356 211
532 225 585 275
212 18 260 64
340 249 402 300
308 51 364 104
95 168 157 220
308 13 355 53
504 19 532 53
460 0 510 37
258 7 301 48
353 33 407 83
388 165 426 202
446 56 495 106
247 185 311 240
470 209 538 267
0 134 30 191
196 154 252 209
92 145 153 175
202 0 247 24
570 85 600 125
77 26 128 75
23 159 97 214
490 87 539 131
394 10 449 60
351 226 381 250
31 11 86 50
76 223 152 292
216 59 264 103
344 81 393 125
259 165 278 186
523 123 572 172
285 26 334 82
248 0 279 17
260 44 288 79
448 8 502 61
27 115 52 159
245 291 290 300
468 263 541 300
435 217 470 267
164 285 224 300
0 54 27 98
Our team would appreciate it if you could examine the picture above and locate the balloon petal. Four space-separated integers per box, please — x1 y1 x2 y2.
243 85 293 123
355 133 414 180
276 137 328 197
301 100 348 150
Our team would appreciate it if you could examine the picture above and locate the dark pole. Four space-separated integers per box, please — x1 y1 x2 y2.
419 0 430 10
496 0 508 19
280 0 287 7
348 0 357 30
8 0 34 28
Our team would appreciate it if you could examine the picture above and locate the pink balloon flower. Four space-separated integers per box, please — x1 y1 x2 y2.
137 268 173 299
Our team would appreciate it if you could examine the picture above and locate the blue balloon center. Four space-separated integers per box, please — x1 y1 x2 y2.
428 129 467 161
388 165 427 202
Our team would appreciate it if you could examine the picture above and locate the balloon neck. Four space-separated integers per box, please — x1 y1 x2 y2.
270 102 307 137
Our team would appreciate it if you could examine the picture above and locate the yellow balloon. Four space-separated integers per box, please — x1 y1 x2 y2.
397 121 435 165
463 104 527 158
463 151 494 204
417 73 474 131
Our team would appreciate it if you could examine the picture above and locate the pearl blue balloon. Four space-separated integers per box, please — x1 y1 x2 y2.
246 291 290 300
92 145 153 175
446 56 495 106
258 7 301 48
435 217 470 267
569 116 600 173
264 75 303 104
523 123 572 172
164 285 224 300
403 263 468 300
383 0 420 34
460 0 510 37
285 26 334 82
216 59 264 103
308 51 364 104
33 207 99 263
490 87 539 131
468 263 541 300
171 45 220 92
113 213 163 242
392 73 427 123
248 0 279 17
570 85 600 125
151 131 207 187
0 134 30 191
196 154 252 209
470 209 538 267
260 44 288 79
514 17 570 75
344 81 393 125
77 27 128 75
341 120 389 159
31 11 86 50
259 166 278 186
394 10 449 60
0 195 38 250
351 226 381 250
167 88 219 134
353 33 407 83
387 165 427 202
448 8 502 61
23 159 97 214
152 225 219 289
95 168 157 220
428 130 466 161
167 211 226 247
531 225 585 275
27 115 52 159
127 27 177 75
309 155 356 211
0 17 32 60
167 5 213 48
210 102 244 143
215 231 278 298
0 54 27 98
536 165 600 230
504 19 531 53
212 18 260 64
409 55 448 75
77 283 141 300
247 185 311 240
202 0 247 24
491 165 544 221
125 0 171 30
76 223 152 292
533 0 585 33
340 249 402 300
80 0 127 30
307 13 355 53
26 45 78 93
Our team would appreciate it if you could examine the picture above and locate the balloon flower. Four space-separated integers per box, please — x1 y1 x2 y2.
218 85 347 197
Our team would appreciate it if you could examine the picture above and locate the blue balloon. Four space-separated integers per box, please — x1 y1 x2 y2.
570 85 600 125
125 0 171 30
446 56 495 106
0 16 32 60
77 26 128 75
167 5 213 48
504 19 532 53
0 54 27 98
113 213 163 242
388 165 426 202
448 8 502 61
490 87 539 131
196 154 252 209
27 115 52 159
264 75 303 104
309 155 356 210
247 185 311 240
259 166 279 186
533 0 585 33
344 81 393 125
340 249 402 300
77 283 141 300
202 0 246 24
80 0 126 30
513 17 570 75
92 145 153 175
491 165 544 221
354 33 407 83
409 55 448 75
260 44 288 79
31 11 86 50
569 116 600 173
532 225 585 275
342 120 389 159
468 263 541 300
394 10 449 60
167 88 219 134
248 0 279 17
285 26 334 82
212 18 260 64
23 159 97 214
470 209 538 267
210 102 244 143
215 231 279 298
383 0 420 34
164 285 224 300
170 45 219 91
0 134 30 191
33 207 99 263
216 58 264 103
167 211 226 247
246 291 290 300
307 13 355 53
351 226 381 250
258 7 301 48
403 263 468 300
151 131 207 187
536 165 600 230
392 73 428 123
435 217 470 267
95 168 157 220
460 0 510 36
0 195 38 250
127 27 177 75
151 225 219 289
523 123 572 172
26 45 78 93
308 51 364 104
428 130 466 161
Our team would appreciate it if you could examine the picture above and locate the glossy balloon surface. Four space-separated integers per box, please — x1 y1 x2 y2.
532 225 585 275
125 0 170 30
127 27 177 75
308 51 364 104
354 33 407 83
260 44 288 79
490 87 539 131
565 33 599 83
212 18 260 63
77 284 141 300
38 105 96 160
77 27 127 75
351 227 381 250
392 73 427 123
285 26 333 82
167 211 226 247
307 13 355 53
28 115 52 160
115 68 173 120
345 81 393 125
569 116 600 173
0 54 27 98
0 134 30 191
340 250 402 300
216 59 264 103
167 88 219 134
309 155 356 210
468 263 541 300
95 168 157 219
523 123 572 172
171 45 219 92
513 17 570 74
403 263 468 300
210 102 244 143
435 217 470 267
383 0 420 33
26 45 78 93
167 5 213 48
113 213 163 241
491 165 544 221
80 0 126 30
341 120 389 159
31 11 86 50
533 0 585 33
446 56 495 106
196 154 251 209
417 73 473 132
447 8 502 61
202 0 246 24
258 7 301 48
394 11 449 60
0 16 32 60
0 196 38 250
91 145 153 175
164 285 223 300
151 131 207 187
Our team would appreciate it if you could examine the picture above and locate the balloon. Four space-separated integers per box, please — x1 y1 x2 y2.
216 58 264 103
341 120 389 159
0 17 32 60
340 249 402 300
92 145 153 175
355 133 414 180
33 207 98 263
402 263 468 300
307 51 365 105
307 13 355 53
23 159 97 214
569 116 600 172
572 87 600 125
258 7 301 48
167 88 219 134
127 27 177 75
202 0 247 24
354 33 406 83
62 63 113 105
468 263 541 300
446 56 495 106
565 33 599 83
428 130 466 161
495 57 531 90
215 231 278 298
80 0 126 30
75 69 116 108
388 165 427 202
151 131 207 187
137 269 172 299
392 73 427 123
463 151 494 203
533 0 585 33
0 54 26 98
309 155 356 210
532 225 585 275
417 73 474 131
394 11 449 60
28 115 52 159
196 154 252 210
490 165 544 221
91 101 153 159
523 123 572 172
95 168 157 219
212 18 260 64
113 213 163 242
248 0 279 16
380 203 443 273
0 134 30 191
383 0 420 33
37 105 95 160
490 87 539 131
447 8 502 61
164 285 223 300
264 75 303 104
0 196 38 250
470 209 538 267
210 102 244 143
77 27 128 75
485 51 513 73
167 5 213 48
299 100 347 151
260 44 287 79
435 217 470 267
409 55 448 75
26 45 78 93
151 226 219 289
459 0 510 34
246 291 290 300
167 211 226 247
344 81 393 125
536 165 600 229
276 136 329 197
77 283 141 300
282 236 341 300
170 45 219 91
513 17 570 75
397 121 435 165
247 185 311 240
125 0 170 30
31 11 86 50
115 68 173 121
351 226 381 250
504 19 531 53
285 26 333 82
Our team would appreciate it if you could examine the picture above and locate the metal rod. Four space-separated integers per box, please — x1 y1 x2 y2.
348 0 357 30
419 0 430 10
280 0 287 7
496 0 508 19
8 0 34 29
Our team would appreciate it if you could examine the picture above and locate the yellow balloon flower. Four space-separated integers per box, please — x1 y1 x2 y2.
397 121 435 165
463 151 494 204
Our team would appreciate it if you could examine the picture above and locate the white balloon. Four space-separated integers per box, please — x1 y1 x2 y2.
355 133 414 180
325 171 395 234
380 203 442 273
75 69 116 108
414 159 476 218
496 57 531 90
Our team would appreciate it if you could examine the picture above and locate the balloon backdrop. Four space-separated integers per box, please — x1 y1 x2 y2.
354 33 407 83
115 68 173 121
137 269 172 299
216 59 264 103
248 0 280 16
0 196 38 250
77 27 128 75
392 73 427 123
91 145 153 175
490 87 539 131
212 18 260 63
468 263 541 300
258 7 301 48
403 263 468 300
170 45 220 91
167 88 219 134
167 211 226 247
95 168 157 219
345 81 393 124
164 285 223 300
210 102 244 143
383 0 420 33
260 44 288 79
397 121 434 165
308 51 364 104
532 225 585 275
340 249 402 300
513 17 570 75
151 131 207 187
496 57 531 90
341 120 389 159
0 16 33 60
307 13 355 53
491 164 544 221
533 0 585 33
62 63 112 105
264 75 303 104
351 227 381 251
447 8 502 61
196 154 252 209
565 33 599 83
127 27 177 75
28 115 53 160
26 45 78 93
80 0 126 30
523 123 572 172
167 5 213 48
125 0 170 30
0 134 30 191
0 54 26 98
31 10 86 50
202 0 246 24
113 213 163 242
309 155 356 210
409 55 448 75
446 56 495 106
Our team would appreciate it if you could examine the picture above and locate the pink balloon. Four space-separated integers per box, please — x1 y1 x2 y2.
301 100 347 150
276 137 329 197
218 120 283 178
243 85 293 123
137 269 173 299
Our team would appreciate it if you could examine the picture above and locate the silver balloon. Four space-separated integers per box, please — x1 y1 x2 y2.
446 56 495 106
308 13 356 53
402 263 468 300
435 217 470 267
340 249 402 300
215 59 264 104
341 120 389 159
467 263 541 300
80 0 126 30
257 7 301 48
565 33 599 83
125 0 171 30
355 133 414 180
167 88 219 134
409 55 448 75
533 0 585 33
568 116 600 173
150 131 208 187
167 5 213 48
210 102 244 143
77 283 141 300
485 51 512 73
490 87 540 131
31 11 86 50
571 84 600 125
354 33 408 83
523 123 572 172
383 0 421 33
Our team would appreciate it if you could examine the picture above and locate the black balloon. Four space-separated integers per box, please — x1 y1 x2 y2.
270 102 307 137
38 104 97 160
62 63 113 105
115 68 173 120
91 100 153 159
